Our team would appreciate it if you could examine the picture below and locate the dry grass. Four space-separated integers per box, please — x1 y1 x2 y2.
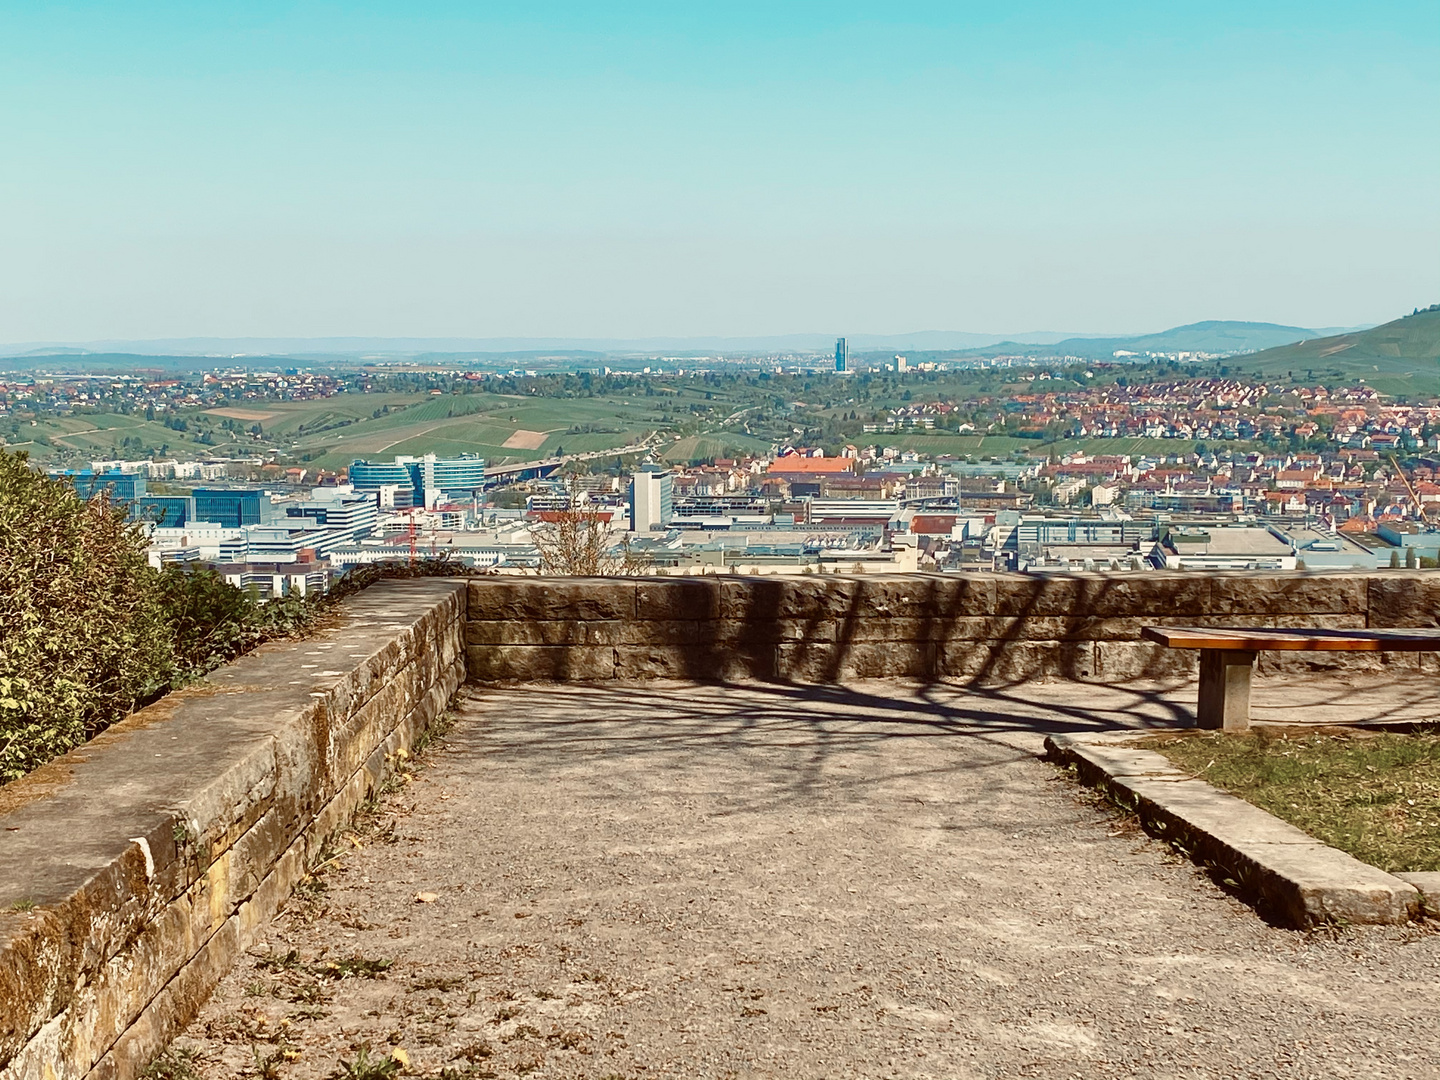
1139 727 1440 873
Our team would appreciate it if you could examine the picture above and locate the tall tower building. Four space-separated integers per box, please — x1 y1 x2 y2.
629 468 674 532
835 337 849 373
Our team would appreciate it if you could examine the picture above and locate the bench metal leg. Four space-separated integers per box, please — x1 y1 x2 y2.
1197 649 1255 731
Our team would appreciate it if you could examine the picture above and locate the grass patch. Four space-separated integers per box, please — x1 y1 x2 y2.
1139 727 1440 873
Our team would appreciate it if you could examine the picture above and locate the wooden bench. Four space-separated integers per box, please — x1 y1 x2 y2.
1140 626 1440 732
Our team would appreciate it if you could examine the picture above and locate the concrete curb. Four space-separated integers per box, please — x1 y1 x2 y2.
1044 731 1424 929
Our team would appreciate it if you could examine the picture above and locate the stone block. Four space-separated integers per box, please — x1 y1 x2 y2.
621 619 833 647
1396 872 1440 915
776 641 935 682
719 578 858 622
844 575 997 619
1271 613 1366 629
614 645 770 682
1367 572 1440 628
1205 572 1369 616
635 579 723 621
87 915 242 1080
1049 734 1423 928
465 644 615 682
0 912 68 1071
991 573 1215 619
938 639 1097 683
1093 640 1199 682
464 619 624 646
467 579 636 622
834 641 935 680
1256 650 1405 676
839 616 989 643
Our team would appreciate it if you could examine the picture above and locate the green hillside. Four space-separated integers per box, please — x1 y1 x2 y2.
1238 307 1440 396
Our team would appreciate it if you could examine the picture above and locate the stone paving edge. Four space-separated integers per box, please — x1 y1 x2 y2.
1043 731 1424 929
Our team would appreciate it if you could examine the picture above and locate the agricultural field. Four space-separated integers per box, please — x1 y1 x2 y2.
275 392 679 470
3 412 234 463
658 432 775 463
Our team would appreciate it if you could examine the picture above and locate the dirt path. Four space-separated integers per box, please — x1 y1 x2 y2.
169 680 1440 1080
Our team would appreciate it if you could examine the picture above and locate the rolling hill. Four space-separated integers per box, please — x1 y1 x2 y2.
1237 307 1440 395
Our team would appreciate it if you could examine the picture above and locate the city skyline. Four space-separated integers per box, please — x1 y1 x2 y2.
1 2 1436 341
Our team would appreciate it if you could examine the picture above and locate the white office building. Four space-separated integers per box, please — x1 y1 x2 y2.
629 469 674 532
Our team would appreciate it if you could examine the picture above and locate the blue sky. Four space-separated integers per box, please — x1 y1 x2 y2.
1 2 1436 341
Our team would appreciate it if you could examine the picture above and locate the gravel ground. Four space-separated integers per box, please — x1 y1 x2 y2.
168 678 1440 1080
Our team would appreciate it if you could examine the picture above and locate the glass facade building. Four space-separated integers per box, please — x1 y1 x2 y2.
138 495 195 527
349 453 487 505
50 469 147 502
193 488 269 529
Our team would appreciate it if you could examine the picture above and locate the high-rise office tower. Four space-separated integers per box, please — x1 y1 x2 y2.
629 468 674 532
835 337 849 373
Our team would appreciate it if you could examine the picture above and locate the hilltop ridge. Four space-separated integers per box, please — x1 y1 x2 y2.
1238 307 1440 395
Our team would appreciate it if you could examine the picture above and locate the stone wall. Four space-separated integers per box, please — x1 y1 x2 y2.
464 572 1440 684
5 569 1440 1079
0 580 466 1080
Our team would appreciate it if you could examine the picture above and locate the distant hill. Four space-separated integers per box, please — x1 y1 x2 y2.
1237 306 1440 395
962 320 1325 360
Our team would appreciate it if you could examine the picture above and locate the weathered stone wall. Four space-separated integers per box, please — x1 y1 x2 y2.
464 572 1440 684
0 580 466 1080
5 570 1439 1079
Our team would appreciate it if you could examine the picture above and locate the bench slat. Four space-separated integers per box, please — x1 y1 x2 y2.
1141 626 1440 652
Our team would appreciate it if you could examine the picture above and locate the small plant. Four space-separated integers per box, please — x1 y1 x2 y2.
7 899 36 913
317 954 394 980
333 1045 400 1080
255 948 303 972
142 1047 205 1080
249 1043 291 1080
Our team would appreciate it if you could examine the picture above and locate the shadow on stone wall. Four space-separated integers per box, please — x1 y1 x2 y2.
464 571 1440 688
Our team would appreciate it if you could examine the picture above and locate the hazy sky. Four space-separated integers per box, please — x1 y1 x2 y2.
1 1 1436 342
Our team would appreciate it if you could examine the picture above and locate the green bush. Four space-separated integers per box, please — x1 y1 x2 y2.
0 448 477 785
156 565 315 682
0 451 172 782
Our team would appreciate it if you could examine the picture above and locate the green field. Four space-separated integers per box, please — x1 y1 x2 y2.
283 392 686 470
4 388 722 469
4 412 244 462
658 432 775 463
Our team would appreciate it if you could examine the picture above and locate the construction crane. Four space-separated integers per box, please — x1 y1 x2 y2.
1388 454 1436 523
404 507 418 562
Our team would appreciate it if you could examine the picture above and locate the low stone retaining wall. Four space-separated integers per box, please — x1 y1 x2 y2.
5 569 1440 1078
0 580 466 1080
464 571 1440 684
